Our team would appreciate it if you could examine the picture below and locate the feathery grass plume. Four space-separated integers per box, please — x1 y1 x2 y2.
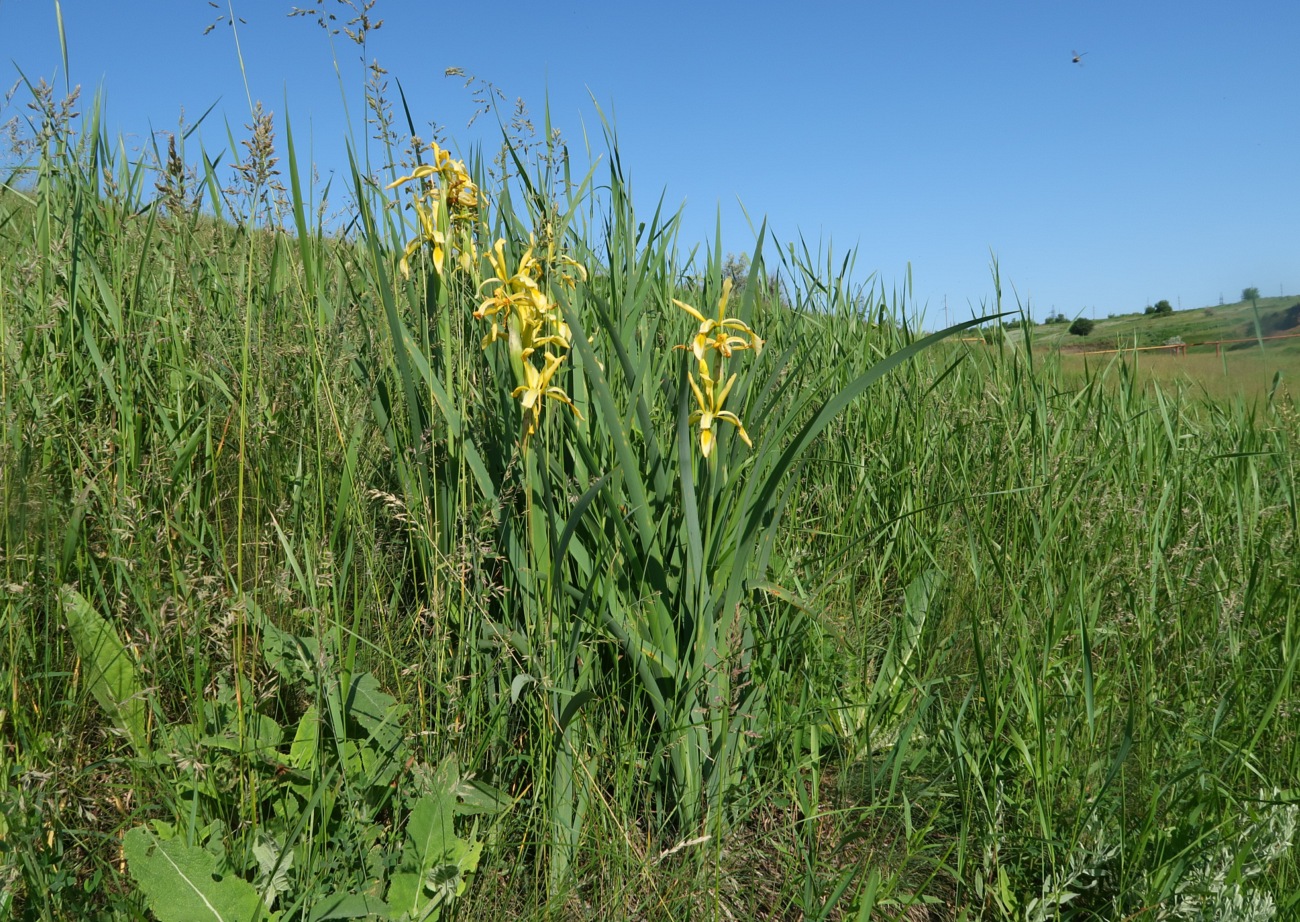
287 0 384 45
227 100 287 220
151 128 200 219
26 77 81 149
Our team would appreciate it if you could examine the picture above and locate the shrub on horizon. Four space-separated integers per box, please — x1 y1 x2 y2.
1068 317 1095 336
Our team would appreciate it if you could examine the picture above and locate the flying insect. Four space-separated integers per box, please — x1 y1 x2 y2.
1072 50 1088 66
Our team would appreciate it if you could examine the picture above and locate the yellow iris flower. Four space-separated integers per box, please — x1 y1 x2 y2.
468 235 590 450
687 362 752 458
671 279 764 457
476 240 555 349
395 205 446 279
387 142 481 278
557 254 587 286
672 279 763 363
387 142 479 215
512 351 583 439
481 239 543 293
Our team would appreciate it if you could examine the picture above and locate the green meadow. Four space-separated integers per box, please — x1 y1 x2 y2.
1055 349 1300 405
2 44 1298 922
1024 296 1300 354
1011 298 1300 404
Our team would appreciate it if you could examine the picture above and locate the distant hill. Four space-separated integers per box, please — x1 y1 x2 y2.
1006 296 1300 356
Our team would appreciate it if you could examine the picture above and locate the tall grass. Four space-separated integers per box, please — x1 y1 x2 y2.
1 67 1298 921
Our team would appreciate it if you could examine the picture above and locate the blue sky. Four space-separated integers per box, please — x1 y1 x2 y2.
2 0 1296 321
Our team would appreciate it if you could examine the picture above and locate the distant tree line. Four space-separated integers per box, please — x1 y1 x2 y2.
721 252 790 308
1035 288 1271 332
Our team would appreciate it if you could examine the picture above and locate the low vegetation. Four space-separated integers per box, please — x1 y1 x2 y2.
2 35 1298 922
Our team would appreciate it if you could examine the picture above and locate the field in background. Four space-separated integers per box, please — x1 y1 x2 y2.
2 38 1299 922
991 296 1300 403
1013 295 1300 356
1054 347 1300 403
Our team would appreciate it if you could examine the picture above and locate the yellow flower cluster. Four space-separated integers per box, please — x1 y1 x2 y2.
386 141 479 278
672 279 763 458
388 144 587 447
476 237 585 444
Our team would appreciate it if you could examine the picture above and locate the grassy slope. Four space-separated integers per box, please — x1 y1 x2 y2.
1015 295 1300 356
1002 297 1300 403
3 113 1299 922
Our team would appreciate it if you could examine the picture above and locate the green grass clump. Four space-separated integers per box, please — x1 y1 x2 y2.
2 58 1298 922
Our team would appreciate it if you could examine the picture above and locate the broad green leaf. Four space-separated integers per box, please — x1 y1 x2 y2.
252 834 292 912
60 586 150 756
509 674 536 704
288 706 321 770
388 756 481 920
389 794 451 917
448 776 512 817
308 891 391 921
346 672 407 754
123 826 267 922
872 568 940 708
259 613 322 692
342 739 398 790
404 781 454 875
383 872 422 920
200 712 283 755
426 837 482 902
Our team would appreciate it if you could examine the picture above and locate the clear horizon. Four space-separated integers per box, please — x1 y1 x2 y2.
2 0 1295 321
